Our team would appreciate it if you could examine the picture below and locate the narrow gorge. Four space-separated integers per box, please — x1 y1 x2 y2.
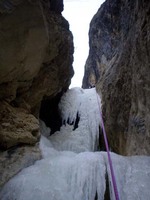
0 0 150 199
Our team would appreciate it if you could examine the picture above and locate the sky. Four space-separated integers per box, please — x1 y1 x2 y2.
63 0 105 88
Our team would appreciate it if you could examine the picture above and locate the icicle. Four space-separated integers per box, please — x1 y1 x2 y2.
1 88 150 200
102 152 150 200
51 87 101 152
0 137 106 200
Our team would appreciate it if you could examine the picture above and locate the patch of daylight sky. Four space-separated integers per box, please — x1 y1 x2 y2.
63 0 105 88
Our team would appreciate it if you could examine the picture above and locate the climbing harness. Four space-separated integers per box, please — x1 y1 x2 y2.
96 92 120 200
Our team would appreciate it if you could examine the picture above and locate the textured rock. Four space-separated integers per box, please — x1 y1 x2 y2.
0 0 74 185
0 101 40 149
0 0 74 148
83 0 150 155
0 144 41 188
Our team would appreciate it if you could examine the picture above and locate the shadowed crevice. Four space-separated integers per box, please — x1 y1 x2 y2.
39 92 62 135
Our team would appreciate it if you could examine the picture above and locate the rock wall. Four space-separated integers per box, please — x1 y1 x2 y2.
0 0 74 187
83 0 150 155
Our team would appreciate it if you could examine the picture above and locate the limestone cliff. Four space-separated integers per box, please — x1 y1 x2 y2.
0 0 74 186
83 0 150 155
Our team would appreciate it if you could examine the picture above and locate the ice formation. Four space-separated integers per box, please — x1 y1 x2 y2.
0 136 106 200
0 88 150 200
49 87 101 152
101 152 150 200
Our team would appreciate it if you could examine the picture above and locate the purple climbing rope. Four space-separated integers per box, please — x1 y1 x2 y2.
96 92 120 200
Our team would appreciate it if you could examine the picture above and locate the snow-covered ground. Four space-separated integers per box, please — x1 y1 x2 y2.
0 88 150 200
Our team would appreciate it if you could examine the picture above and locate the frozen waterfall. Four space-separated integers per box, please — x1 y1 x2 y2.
48 87 101 153
0 87 150 200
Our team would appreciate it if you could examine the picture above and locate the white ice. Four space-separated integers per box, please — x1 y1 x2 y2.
0 136 106 200
49 87 101 152
0 88 150 200
101 152 150 200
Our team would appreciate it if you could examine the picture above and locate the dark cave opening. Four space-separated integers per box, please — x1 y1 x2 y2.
39 92 62 135
40 92 81 136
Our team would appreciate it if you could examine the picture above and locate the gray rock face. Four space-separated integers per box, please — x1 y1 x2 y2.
0 0 74 186
83 0 150 155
